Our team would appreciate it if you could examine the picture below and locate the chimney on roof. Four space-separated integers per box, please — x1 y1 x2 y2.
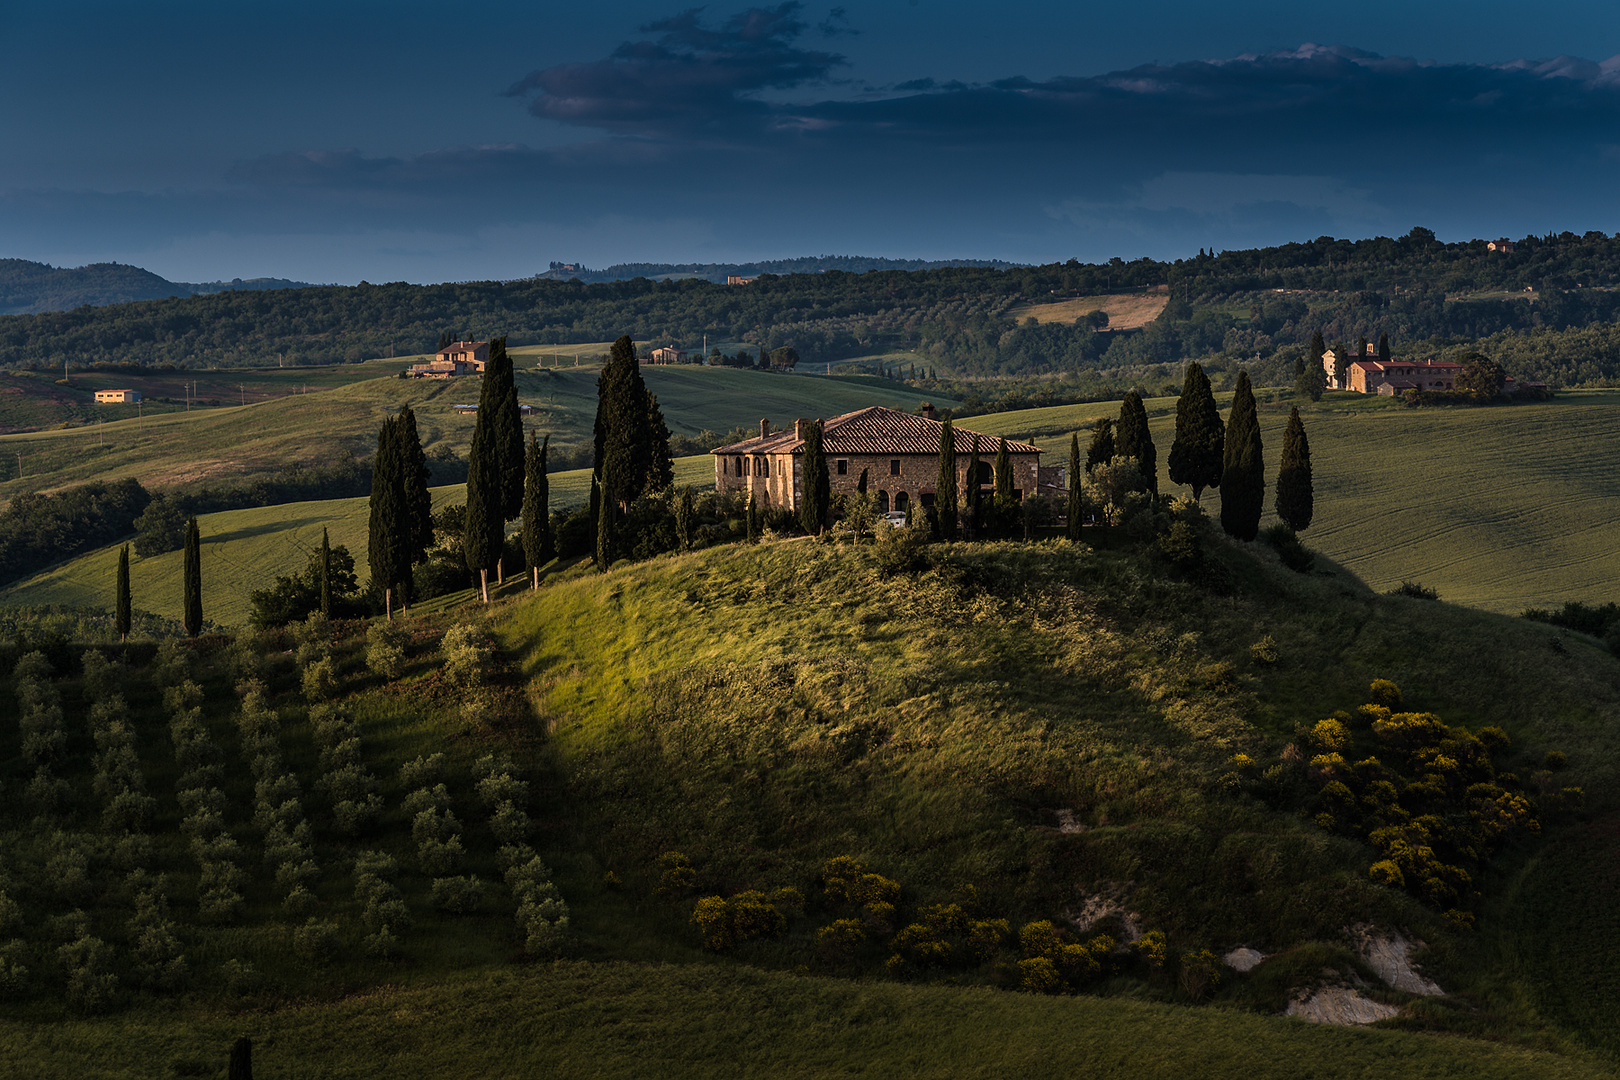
760 418 770 439
794 418 808 440
920 402 936 420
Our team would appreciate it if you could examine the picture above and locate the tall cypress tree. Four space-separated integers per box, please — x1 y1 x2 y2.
799 420 829 536
1275 406 1314 533
482 338 525 521
464 353 506 594
934 417 958 541
592 474 612 570
1116 392 1157 496
319 527 332 616
398 405 433 567
182 516 202 638
370 416 407 603
1377 332 1391 364
594 335 672 515
746 492 759 544
1220 371 1265 541
1168 362 1224 500
115 544 131 643
1066 433 1083 540
993 437 1013 508
964 436 981 539
521 433 551 586
1085 418 1115 472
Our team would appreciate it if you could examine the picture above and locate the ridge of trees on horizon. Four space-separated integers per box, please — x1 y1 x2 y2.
7 227 1620 387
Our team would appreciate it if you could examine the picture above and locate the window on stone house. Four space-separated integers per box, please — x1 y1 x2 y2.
836 460 847 475
763 458 770 478
889 459 900 475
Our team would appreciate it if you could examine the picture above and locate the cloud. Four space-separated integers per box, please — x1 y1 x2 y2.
505 3 847 138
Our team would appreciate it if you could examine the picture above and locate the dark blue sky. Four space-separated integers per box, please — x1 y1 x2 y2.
5 1 1620 283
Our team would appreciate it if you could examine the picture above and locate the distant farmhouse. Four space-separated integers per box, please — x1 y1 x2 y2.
726 275 759 285
94 389 141 404
1487 239 1517 253
1323 351 1462 395
1323 350 1545 397
712 405 1055 515
407 340 489 379
645 347 687 365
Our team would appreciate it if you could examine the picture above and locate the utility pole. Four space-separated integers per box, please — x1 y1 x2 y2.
239 384 245 407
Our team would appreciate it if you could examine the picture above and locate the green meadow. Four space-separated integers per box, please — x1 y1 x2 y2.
965 389 1620 614
0 455 713 626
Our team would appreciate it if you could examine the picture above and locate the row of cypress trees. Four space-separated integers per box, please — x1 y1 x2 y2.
112 513 203 641
1071 362 1312 542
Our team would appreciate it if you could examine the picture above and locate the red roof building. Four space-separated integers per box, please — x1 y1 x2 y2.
711 405 1042 515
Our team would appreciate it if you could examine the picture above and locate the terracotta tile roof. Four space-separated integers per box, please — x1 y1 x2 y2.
1351 358 1462 372
711 406 1041 457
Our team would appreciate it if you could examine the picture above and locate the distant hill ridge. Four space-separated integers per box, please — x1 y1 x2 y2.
0 258 312 315
534 255 1022 283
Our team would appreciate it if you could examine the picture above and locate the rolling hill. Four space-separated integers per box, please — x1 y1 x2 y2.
0 363 955 498
7 525 1619 1076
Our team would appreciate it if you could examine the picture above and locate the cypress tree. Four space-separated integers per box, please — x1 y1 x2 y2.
398 405 433 567
993 436 1013 510
182 516 202 638
319 527 331 617
964 436 981 539
746 492 759 543
857 467 868 496
483 337 525 522
115 544 131 643
1276 406 1314 533
1168 362 1224 500
1377 332 1391 364
1220 371 1265 541
1066 433 1083 540
1116 392 1157 496
592 474 612 570
1085 418 1115 472
934 417 958 541
370 416 407 604
799 420 829 535
594 335 672 516
464 360 505 594
521 433 550 586
675 486 696 551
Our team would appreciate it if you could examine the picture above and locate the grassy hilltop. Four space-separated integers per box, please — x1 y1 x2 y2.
2 529 1618 1077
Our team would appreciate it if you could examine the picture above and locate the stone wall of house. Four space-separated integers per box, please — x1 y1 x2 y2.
714 450 1040 513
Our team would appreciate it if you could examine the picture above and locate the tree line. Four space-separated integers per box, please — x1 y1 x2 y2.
9 227 1620 384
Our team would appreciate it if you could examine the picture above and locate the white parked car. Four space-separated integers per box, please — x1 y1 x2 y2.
883 511 908 528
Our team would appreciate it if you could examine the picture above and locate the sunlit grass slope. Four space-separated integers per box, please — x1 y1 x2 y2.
0 364 953 500
4 961 1614 1080
500 535 1620 1059
969 390 1620 614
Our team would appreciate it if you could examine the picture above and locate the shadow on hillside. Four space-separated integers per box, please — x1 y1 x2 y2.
205 515 331 544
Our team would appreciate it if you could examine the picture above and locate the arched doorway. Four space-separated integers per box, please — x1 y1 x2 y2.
975 460 993 487
876 490 890 513
894 491 910 514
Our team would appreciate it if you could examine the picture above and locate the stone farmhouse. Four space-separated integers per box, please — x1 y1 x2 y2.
645 347 687 365
94 388 141 404
1322 351 1461 395
711 405 1042 515
406 340 489 379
